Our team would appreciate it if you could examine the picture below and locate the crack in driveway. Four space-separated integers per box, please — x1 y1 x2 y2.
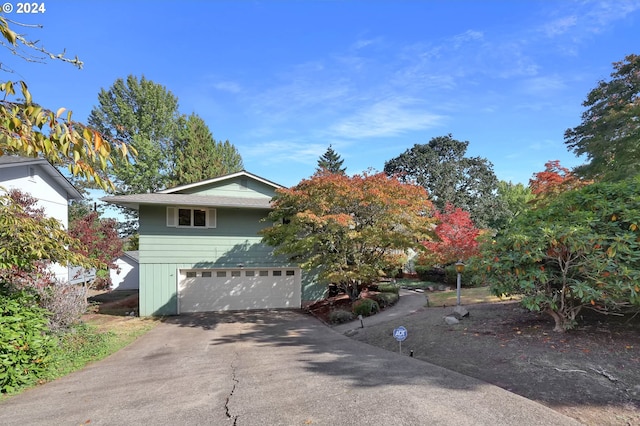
225 354 239 425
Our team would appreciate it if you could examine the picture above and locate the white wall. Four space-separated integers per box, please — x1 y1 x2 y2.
0 163 71 282
110 257 139 291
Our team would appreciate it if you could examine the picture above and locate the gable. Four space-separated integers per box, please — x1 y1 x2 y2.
173 176 277 199
159 171 282 199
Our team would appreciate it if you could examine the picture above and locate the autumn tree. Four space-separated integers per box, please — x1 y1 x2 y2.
261 171 435 300
316 144 346 175
384 134 504 229
565 54 640 182
478 177 640 332
68 211 124 289
172 113 244 186
420 204 481 267
0 18 133 189
529 160 590 206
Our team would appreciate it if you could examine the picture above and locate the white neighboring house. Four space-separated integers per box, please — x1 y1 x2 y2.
0 156 84 283
110 251 139 291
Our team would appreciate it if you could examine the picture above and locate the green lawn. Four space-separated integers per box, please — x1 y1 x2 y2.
425 286 520 307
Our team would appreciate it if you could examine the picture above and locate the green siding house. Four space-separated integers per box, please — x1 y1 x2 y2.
103 171 322 316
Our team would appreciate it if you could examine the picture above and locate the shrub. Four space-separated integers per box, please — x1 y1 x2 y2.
377 283 399 294
36 284 88 332
444 264 478 287
328 309 356 324
374 292 399 308
352 298 380 317
0 289 56 393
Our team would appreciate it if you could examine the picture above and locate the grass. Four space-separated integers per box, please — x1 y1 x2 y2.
426 286 521 307
395 278 440 290
1 292 156 398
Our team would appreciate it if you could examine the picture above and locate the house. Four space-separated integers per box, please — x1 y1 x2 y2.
110 251 140 291
0 156 83 282
102 171 323 316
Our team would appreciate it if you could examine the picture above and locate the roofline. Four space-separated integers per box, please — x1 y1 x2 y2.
158 170 284 194
0 156 83 200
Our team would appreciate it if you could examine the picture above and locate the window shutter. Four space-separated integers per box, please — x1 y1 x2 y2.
208 208 217 228
167 207 177 227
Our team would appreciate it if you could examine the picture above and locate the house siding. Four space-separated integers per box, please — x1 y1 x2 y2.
174 177 276 199
138 204 312 315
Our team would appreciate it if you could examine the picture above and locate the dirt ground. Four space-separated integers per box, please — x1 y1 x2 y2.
316 300 640 426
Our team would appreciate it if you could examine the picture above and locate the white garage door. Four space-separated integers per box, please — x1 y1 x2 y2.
177 268 301 313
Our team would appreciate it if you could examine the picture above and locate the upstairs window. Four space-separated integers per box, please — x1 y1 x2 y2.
167 207 216 228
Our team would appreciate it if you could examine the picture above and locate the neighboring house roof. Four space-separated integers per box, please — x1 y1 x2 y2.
101 170 281 210
122 251 139 263
159 170 283 194
0 156 83 200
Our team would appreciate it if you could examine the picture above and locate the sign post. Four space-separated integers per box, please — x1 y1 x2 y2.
393 326 408 354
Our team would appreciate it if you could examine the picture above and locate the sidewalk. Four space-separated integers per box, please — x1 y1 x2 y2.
331 288 430 334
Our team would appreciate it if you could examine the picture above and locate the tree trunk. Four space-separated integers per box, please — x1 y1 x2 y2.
545 308 566 333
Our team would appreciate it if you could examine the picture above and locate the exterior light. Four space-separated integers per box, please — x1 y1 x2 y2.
455 260 465 305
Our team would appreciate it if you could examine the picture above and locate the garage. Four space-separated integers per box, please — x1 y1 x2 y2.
177 268 301 313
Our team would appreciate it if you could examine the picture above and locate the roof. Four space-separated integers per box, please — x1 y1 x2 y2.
0 156 83 200
102 170 281 210
123 251 139 263
101 193 272 210
158 170 283 194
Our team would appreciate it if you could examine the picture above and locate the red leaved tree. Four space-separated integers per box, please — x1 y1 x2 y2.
68 211 123 289
421 203 481 266
529 160 590 205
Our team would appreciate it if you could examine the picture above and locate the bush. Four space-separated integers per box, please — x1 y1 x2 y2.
377 283 399 294
444 264 477 287
352 298 380 317
328 309 356 324
415 265 445 282
374 292 399 308
0 289 56 393
36 284 88 331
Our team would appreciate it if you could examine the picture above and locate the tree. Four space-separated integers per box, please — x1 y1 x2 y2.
88 75 181 194
172 113 243 186
565 54 640 182
529 160 590 206
68 211 124 289
0 18 133 189
261 171 435 300
316 145 346 175
493 180 534 230
420 204 481 267
384 134 503 229
478 177 640 332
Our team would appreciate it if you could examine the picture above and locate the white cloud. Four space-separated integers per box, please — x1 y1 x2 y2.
212 81 242 93
329 97 444 139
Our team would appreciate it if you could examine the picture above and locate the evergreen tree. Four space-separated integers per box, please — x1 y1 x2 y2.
316 145 346 174
172 114 244 186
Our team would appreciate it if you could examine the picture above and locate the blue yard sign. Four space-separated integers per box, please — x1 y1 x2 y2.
393 326 408 342
393 326 407 354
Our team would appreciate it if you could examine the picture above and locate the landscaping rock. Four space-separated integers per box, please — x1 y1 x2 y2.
444 316 459 325
344 329 359 337
452 305 470 319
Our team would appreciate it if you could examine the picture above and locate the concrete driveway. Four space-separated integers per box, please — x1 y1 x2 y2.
0 310 580 426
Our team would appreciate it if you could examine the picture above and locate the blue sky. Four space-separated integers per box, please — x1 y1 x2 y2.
4 0 640 194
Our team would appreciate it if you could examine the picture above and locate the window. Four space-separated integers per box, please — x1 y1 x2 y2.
186 271 197 278
259 271 269 277
286 270 295 276
245 270 255 277
231 271 241 277
167 207 216 228
272 270 282 276
201 271 212 278
216 271 227 278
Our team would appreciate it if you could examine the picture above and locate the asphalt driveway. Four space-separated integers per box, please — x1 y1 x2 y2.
0 310 580 426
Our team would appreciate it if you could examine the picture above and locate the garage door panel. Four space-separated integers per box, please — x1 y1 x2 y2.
178 269 300 313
